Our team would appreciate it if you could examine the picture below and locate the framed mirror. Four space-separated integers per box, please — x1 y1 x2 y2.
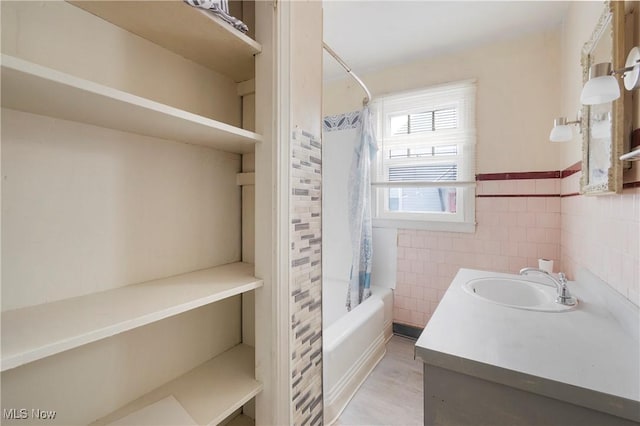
580 0 625 195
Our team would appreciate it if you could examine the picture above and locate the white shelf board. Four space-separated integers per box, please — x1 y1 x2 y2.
1 262 262 372
1 55 261 153
620 147 640 161
69 0 261 82
92 344 262 426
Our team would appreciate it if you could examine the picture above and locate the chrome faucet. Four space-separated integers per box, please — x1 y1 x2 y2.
519 268 577 306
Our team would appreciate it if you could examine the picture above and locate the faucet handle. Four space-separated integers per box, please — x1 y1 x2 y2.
556 273 577 306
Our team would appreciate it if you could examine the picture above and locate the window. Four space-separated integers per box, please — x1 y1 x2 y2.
372 80 476 232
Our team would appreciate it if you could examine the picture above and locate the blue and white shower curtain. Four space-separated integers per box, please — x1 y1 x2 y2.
346 106 378 311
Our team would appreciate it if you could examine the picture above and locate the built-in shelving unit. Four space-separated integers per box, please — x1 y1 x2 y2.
91 344 261 426
1 262 262 372
1 55 262 153
2 0 268 423
69 1 261 83
620 147 640 161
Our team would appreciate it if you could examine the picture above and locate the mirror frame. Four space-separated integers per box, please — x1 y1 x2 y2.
580 0 625 195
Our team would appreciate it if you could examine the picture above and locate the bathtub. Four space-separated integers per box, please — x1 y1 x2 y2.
323 278 393 424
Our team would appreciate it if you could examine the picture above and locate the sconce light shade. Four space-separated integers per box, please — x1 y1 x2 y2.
624 47 640 91
580 63 620 105
549 117 573 142
549 125 573 142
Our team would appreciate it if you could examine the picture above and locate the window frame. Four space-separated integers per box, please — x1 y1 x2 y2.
371 80 477 233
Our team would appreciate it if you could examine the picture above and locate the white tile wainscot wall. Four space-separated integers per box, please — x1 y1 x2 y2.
394 177 562 328
561 171 640 307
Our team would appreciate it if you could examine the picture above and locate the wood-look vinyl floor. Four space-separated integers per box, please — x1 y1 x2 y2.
334 335 423 426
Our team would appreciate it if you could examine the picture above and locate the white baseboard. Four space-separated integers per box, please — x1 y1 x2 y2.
324 333 386 425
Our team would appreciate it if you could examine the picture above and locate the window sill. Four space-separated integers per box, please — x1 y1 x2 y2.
372 218 476 233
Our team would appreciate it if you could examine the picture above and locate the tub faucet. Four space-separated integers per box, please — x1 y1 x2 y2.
519 268 577 306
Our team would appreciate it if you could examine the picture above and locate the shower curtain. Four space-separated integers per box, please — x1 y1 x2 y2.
346 106 378 311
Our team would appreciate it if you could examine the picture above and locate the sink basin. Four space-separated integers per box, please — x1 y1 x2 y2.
462 277 577 312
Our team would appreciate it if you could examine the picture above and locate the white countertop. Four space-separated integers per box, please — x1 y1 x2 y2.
415 268 640 423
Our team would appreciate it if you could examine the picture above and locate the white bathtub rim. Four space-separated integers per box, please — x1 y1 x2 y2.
324 332 386 425
323 281 393 330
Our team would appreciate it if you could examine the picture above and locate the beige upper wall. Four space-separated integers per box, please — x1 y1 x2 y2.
292 0 323 136
324 29 563 174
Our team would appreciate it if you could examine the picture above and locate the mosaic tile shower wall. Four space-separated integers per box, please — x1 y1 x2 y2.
290 129 323 425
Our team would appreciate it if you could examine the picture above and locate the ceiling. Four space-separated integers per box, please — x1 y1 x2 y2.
323 1 570 81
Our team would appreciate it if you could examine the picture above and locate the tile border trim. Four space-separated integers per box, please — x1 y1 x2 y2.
475 161 582 182
477 194 559 198
476 171 560 181
322 110 361 132
561 161 582 178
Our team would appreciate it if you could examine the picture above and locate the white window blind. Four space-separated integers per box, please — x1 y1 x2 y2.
372 80 476 230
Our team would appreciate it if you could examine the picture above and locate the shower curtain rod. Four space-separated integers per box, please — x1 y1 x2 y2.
323 41 372 106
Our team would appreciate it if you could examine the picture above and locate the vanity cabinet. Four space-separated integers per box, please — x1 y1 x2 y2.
416 268 640 426
423 365 639 426
1 1 268 424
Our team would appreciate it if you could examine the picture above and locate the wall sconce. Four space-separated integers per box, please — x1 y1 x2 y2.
580 46 640 105
549 116 580 142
